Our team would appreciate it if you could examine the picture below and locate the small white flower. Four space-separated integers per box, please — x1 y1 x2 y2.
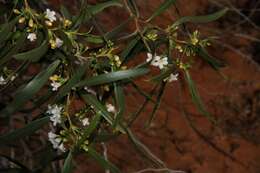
0 76 7 85
47 105 63 126
146 53 153 62
151 56 168 69
164 73 179 82
50 81 62 91
84 86 96 95
48 131 65 152
55 37 63 48
45 9 57 22
82 118 90 126
27 33 37 42
106 103 116 113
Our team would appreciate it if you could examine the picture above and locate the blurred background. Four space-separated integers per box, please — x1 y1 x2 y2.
1 0 260 173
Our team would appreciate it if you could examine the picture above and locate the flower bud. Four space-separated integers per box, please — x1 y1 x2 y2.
45 20 53 27
18 17 25 24
28 19 34 28
13 9 20 14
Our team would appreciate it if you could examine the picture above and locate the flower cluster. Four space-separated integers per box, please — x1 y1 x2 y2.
146 53 178 82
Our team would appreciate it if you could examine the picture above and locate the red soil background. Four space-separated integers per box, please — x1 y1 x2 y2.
47 0 260 173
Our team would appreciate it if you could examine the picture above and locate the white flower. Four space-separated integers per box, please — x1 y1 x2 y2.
106 103 116 113
45 9 57 22
47 105 63 126
151 56 168 69
50 81 62 91
164 73 179 82
146 53 153 62
55 37 63 48
0 76 7 85
48 131 66 152
27 33 37 42
82 118 90 126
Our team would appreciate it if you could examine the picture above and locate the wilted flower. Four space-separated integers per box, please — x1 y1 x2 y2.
45 9 57 22
47 104 63 126
55 37 63 48
27 33 37 42
48 131 66 152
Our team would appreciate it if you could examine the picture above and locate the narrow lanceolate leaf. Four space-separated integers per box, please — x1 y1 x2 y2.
54 65 87 102
126 0 139 17
196 46 225 70
0 17 18 43
14 40 49 62
120 34 141 62
113 84 125 128
171 8 228 28
89 0 122 15
60 5 72 20
146 82 166 127
0 116 49 145
0 32 26 66
81 94 125 133
62 151 73 173
85 34 104 44
147 0 176 22
76 68 149 88
184 70 215 123
1 60 60 117
88 146 121 173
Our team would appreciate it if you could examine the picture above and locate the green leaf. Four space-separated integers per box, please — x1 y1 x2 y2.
126 0 139 17
0 116 49 145
120 34 141 62
184 70 215 123
84 34 104 44
62 151 73 173
88 146 121 173
126 128 165 167
0 32 26 66
89 0 122 15
0 17 18 43
196 46 225 70
76 68 149 88
14 39 49 62
147 0 176 22
1 60 60 117
81 94 125 133
54 65 87 102
171 8 228 28
146 82 166 127
113 84 125 128
60 5 72 20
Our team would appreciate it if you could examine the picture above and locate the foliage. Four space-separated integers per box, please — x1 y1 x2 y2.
0 0 227 172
